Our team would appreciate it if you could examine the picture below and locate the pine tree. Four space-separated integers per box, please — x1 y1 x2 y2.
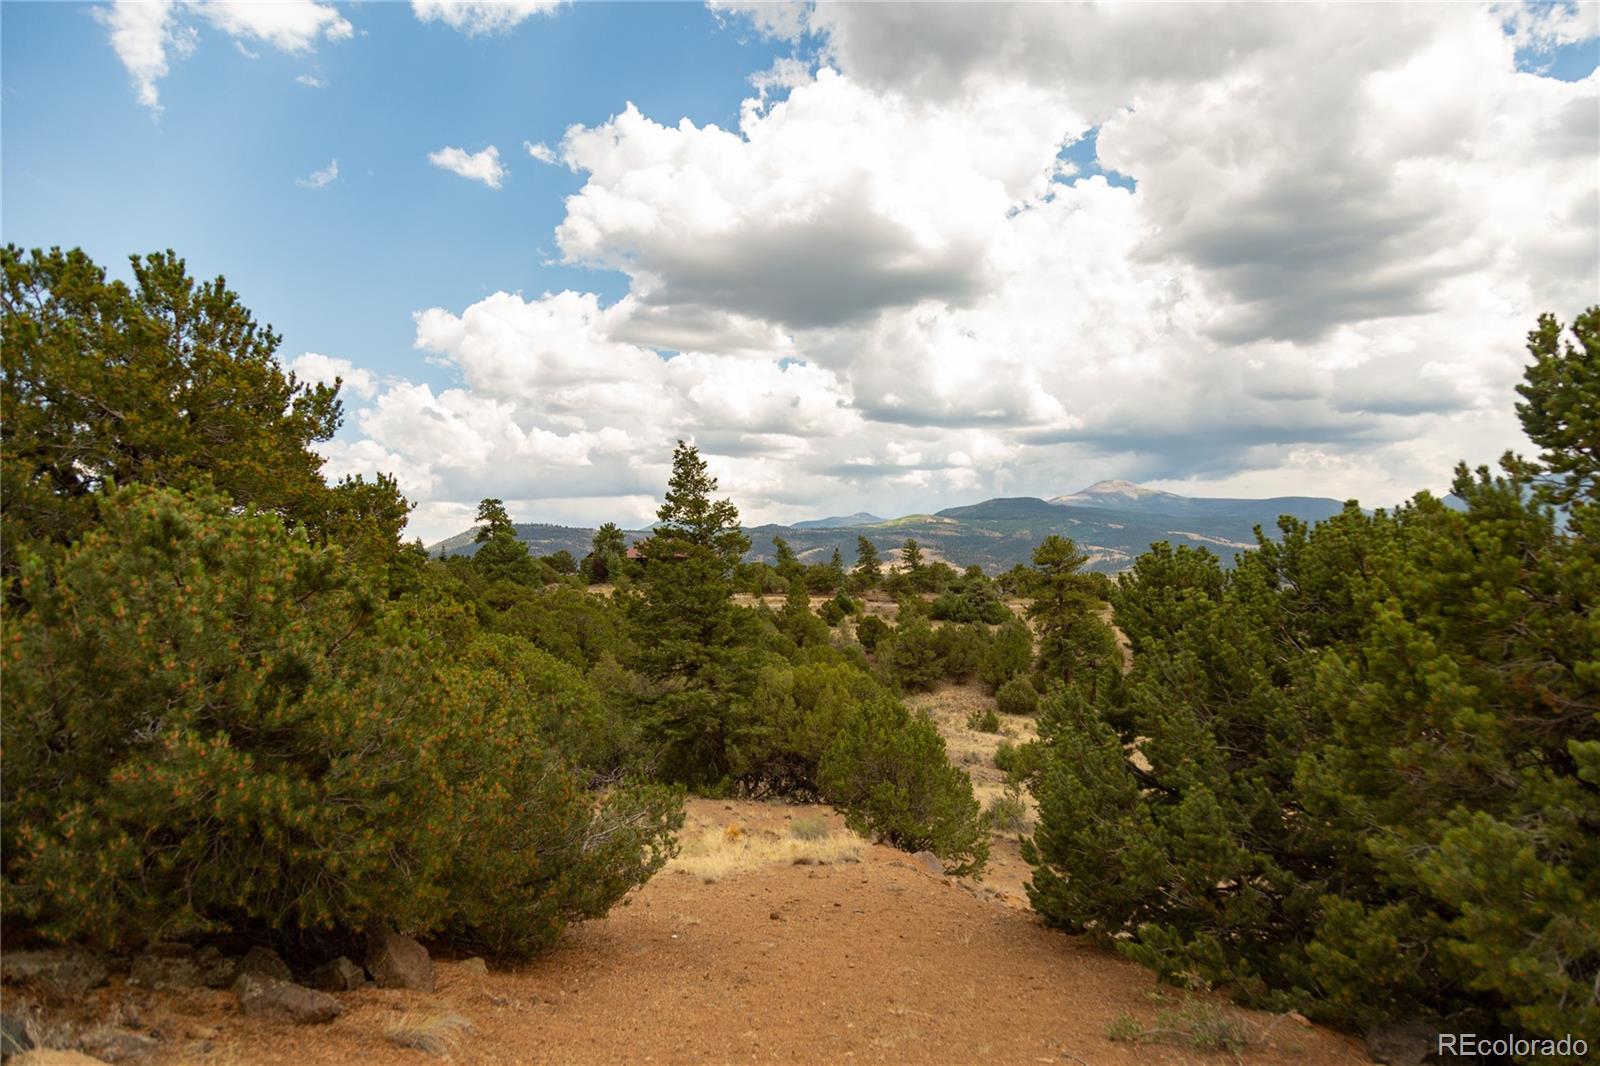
1025 535 1117 691
474 498 513 542
654 440 748 565
1 246 344 560
1514 308 1599 507
587 521 628 584
772 536 804 586
854 535 882 587
633 441 753 786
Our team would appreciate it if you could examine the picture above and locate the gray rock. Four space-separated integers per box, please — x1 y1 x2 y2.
76 1029 158 1063
307 957 364 992
365 926 433 992
127 954 201 990
2 1012 34 1054
458 957 488 976
236 946 292 983
1364 1020 1437 1066
231 973 343 1025
0 950 110 997
911 850 944 876
193 946 235 989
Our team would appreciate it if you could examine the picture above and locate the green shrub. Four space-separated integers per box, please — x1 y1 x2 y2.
1104 1002 1248 1053
983 786 1028 834
487 584 631 670
831 589 859 616
453 632 637 777
995 676 1040 716
934 622 990 681
882 616 943 691
0 486 681 956
992 739 1041 781
979 618 1034 690
855 614 890 651
966 706 1001 733
818 600 846 626
819 697 988 875
929 586 1010 624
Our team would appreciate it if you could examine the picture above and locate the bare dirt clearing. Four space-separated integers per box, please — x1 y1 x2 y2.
60 792 1371 1066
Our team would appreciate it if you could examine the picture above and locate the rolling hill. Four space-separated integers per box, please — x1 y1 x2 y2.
428 483 1352 573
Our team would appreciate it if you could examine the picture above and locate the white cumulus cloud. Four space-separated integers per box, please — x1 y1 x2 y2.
428 145 506 188
323 1 1599 540
290 352 374 397
99 0 351 111
411 1 562 36
294 158 339 189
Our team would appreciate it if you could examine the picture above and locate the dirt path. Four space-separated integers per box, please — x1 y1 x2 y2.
108 790 1368 1066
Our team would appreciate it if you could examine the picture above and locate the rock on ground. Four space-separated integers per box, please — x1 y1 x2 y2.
458 957 489 976
127 953 201 990
75 1028 159 1063
192 946 236 989
2 1011 35 1054
911 850 944 876
232 974 344 1026
1364 1019 1438 1066
365 926 433 992
237 946 293 983
307 957 365 992
0 950 110 997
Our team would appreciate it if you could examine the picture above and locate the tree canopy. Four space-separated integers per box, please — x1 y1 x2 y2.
1 246 349 558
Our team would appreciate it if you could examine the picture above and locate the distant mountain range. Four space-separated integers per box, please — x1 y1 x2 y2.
427 480 1352 573
791 512 883 529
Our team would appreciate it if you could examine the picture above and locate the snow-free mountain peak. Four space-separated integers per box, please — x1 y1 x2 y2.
1049 480 1184 506
791 512 884 530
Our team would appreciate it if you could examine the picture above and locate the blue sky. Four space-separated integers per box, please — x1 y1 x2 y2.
3 3 1597 542
4 2 788 395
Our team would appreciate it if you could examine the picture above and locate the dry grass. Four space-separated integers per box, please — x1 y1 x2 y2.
1104 999 1252 1055
385 1011 473 1057
788 815 830 840
667 824 866 883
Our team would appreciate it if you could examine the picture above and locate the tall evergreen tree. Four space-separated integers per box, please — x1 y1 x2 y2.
1025 535 1117 691
854 535 882 587
654 441 748 565
474 498 513 542
772 536 804 586
587 521 628 584
633 441 753 785
1514 308 1599 507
